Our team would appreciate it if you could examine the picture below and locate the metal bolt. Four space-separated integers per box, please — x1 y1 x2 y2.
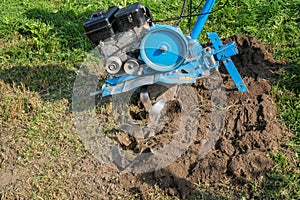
160 45 167 53
108 62 117 70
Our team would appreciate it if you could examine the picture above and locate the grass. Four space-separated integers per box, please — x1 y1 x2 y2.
0 0 299 199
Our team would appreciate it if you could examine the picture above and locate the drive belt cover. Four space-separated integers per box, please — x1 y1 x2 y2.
140 25 188 72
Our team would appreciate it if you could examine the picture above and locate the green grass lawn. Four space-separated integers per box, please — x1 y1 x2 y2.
0 0 299 199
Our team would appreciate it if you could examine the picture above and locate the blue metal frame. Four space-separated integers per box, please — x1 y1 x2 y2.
191 0 216 39
100 0 248 96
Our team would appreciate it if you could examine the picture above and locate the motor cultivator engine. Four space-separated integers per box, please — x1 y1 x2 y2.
83 1 248 97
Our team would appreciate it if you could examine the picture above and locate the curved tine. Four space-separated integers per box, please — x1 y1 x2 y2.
119 123 145 139
140 86 152 112
145 85 179 137
140 85 180 138
155 85 178 102
112 144 130 170
143 100 165 138
150 99 167 116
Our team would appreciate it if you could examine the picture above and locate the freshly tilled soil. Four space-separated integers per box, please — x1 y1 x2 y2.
119 34 290 199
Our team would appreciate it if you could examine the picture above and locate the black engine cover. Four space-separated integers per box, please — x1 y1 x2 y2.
83 6 119 47
83 2 152 47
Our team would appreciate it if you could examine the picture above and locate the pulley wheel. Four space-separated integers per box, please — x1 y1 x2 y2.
140 25 188 72
124 59 139 74
105 56 122 74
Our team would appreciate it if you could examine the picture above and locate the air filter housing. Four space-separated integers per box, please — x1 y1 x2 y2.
83 6 119 47
114 2 152 32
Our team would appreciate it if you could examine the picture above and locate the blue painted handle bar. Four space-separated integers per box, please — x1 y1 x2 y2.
191 0 216 39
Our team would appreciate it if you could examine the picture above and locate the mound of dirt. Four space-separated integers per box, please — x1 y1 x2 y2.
119 35 290 199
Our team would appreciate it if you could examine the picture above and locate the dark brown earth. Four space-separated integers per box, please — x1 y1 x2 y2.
118 34 291 199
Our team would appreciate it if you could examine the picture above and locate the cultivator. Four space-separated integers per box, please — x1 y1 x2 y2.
84 1 247 96
82 0 247 170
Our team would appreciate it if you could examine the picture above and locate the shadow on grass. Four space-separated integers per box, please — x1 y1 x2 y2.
258 169 300 199
276 60 300 94
0 64 76 102
125 170 223 199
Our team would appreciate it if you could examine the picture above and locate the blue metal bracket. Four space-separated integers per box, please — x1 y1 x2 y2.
207 32 248 92
223 59 248 92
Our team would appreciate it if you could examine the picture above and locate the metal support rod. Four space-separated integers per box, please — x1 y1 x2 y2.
190 0 216 39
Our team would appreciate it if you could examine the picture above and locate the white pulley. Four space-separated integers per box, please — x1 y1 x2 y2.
105 56 122 74
124 58 140 74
